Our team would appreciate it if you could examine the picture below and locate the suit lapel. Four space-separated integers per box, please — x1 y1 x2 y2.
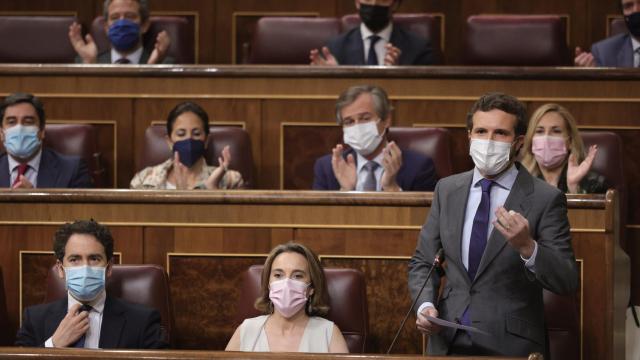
448 171 473 284
389 27 407 64
44 298 68 339
474 165 533 281
347 29 366 65
140 48 152 65
617 35 634 67
0 154 10 187
37 149 60 188
99 296 126 348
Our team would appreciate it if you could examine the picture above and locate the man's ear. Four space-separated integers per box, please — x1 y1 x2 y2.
354 0 361 10
56 260 65 279
105 260 113 278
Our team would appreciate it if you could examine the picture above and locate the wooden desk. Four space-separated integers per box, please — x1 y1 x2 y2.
0 347 527 360
0 189 629 359
1 66 639 300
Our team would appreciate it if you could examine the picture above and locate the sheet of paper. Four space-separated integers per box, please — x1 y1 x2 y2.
426 315 490 336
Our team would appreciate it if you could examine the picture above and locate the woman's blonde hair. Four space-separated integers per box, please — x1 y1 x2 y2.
254 242 330 316
522 103 586 176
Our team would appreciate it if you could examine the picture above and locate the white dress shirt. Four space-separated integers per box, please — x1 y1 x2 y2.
631 36 640 68
360 22 393 65
111 46 144 64
8 149 41 187
417 164 538 315
45 291 106 348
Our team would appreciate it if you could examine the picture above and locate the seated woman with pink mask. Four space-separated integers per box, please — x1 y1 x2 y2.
225 243 348 353
522 103 608 193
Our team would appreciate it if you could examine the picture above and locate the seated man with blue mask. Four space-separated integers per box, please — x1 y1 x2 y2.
313 85 437 191
0 93 91 189
68 0 174 64
15 220 168 349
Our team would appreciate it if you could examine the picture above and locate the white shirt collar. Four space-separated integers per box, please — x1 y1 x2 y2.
67 289 106 314
631 36 640 53
356 150 384 174
8 148 42 173
471 163 519 191
360 21 393 42
111 46 144 64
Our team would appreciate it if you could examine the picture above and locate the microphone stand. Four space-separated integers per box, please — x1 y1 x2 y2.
386 248 444 355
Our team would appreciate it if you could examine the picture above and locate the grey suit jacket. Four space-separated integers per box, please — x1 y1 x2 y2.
408 163 578 356
592 33 635 67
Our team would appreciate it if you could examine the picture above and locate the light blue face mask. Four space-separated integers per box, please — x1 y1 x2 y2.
3 125 41 159
64 265 106 302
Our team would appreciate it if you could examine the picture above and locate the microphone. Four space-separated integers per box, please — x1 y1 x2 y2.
386 248 444 355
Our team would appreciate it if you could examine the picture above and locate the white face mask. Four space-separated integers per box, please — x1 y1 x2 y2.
343 121 384 156
469 138 513 176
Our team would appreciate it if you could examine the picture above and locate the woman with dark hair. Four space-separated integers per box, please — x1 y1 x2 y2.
130 101 244 189
226 242 348 353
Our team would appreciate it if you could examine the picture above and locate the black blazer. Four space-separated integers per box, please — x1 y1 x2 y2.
326 25 440 65
15 296 168 349
0 148 92 188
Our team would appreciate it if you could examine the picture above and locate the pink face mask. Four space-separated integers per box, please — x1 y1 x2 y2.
531 135 568 169
269 278 309 318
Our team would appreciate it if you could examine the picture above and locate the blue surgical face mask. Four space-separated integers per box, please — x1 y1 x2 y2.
172 138 206 168
64 265 106 302
3 125 41 159
107 19 141 52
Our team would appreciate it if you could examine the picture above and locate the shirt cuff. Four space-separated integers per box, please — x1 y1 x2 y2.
521 241 539 272
45 337 54 348
417 301 435 316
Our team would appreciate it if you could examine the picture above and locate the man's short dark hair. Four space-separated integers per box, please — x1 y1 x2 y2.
103 0 150 23
53 220 114 262
166 101 210 137
465 92 528 137
0 93 46 130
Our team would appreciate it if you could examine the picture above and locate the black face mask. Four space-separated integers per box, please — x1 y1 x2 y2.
625 12 640 37
172 138 205 168
359 4 391 33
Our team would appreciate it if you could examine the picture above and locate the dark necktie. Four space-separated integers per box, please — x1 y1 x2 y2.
367 35 381 65
115 58 131 64
12 163 28 187
362 161 379 191
72 304 93 348
635 48 640 68
467 178 494 281
459 179 494 327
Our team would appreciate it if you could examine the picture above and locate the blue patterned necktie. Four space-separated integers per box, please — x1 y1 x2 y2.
367 35 381 65
467 178 494 281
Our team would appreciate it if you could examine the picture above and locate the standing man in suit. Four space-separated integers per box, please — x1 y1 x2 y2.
408 93 578 356
0 93 92 188
309 0 439 66
575 0 640 67
16 220 168 349
313 85 437 191
68 0 174 64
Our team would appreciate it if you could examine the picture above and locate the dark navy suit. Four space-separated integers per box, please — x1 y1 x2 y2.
0 148 92 188
312 148 437 191
592 33 636 67
15 296 168 349
327 26 440 65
